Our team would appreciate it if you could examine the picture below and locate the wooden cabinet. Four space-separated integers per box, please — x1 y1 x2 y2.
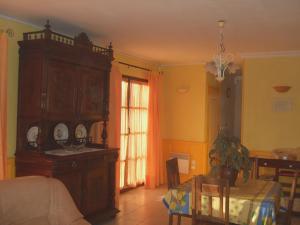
15 21 118 224
17 26 112 132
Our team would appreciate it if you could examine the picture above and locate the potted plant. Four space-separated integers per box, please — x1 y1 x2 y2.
209 132 252 186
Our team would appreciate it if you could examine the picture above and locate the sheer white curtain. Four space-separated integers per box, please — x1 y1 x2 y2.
120 79 149 189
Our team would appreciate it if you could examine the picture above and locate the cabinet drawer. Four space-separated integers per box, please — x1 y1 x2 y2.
257 158 300 169
257 159 279 168
54 160 85 172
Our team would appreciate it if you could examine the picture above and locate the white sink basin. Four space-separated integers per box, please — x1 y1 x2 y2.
45 147 104 156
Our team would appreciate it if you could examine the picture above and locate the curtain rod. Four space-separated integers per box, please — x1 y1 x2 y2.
118 61 151 72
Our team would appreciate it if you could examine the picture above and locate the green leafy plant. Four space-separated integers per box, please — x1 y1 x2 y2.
209 132 252 182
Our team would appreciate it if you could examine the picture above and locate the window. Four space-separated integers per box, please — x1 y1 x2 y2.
120 77 149 189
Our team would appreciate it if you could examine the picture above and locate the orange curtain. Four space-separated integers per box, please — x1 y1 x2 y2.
0 33 8 180
108 62 122 207
145 72 162 188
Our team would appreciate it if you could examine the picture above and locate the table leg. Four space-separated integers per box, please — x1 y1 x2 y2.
177 215 181 225
169 214 173 225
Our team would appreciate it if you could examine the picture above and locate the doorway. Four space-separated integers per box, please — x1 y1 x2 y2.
119 76 149 190
220 75 242 138
206 74 242 172
207 86 221 151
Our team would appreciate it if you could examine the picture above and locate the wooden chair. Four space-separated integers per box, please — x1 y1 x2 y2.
166 158 180 189
249 157 257 179
192 175 230 225
166 158 191 225
277 170 299 225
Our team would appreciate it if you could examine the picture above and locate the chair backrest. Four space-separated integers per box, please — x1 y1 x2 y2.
249 157 257 179
192 175 230 225
286 170 299 222
166 158 180 189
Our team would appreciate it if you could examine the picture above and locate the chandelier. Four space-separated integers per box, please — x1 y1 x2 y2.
205 20 240 82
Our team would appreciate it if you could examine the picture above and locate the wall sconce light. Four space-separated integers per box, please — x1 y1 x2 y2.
273 85 291 93
176 85 190 94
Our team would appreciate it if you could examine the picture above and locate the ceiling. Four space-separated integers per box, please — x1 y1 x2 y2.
1 0 300 65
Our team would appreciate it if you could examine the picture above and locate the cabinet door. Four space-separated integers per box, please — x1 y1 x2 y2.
46 60 77 119
55 171 83 211
78 68 105 120
83 159 109 215
19 55 43 117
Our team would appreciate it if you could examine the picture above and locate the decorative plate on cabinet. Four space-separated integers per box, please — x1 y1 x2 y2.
53 123 69 143
75 124 87 139
27 126 40 147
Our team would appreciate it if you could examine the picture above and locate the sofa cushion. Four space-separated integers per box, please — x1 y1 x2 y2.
0 176 90 225
17 216 51 225
0 176 51 225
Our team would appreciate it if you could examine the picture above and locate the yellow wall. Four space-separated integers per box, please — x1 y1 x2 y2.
242 56 300 151
0 17 38 158
160 64 209 181
160 65 207 142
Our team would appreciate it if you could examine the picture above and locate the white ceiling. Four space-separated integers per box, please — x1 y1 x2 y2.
1 0 300 64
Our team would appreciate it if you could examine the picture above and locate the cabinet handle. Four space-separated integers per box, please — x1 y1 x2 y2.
263 162 267 166
72 161 77 168
289 165 293 168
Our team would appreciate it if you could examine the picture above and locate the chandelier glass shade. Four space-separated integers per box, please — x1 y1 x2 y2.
205 20 240 82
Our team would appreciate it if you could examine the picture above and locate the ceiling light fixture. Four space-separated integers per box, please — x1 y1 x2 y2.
205 20 240 82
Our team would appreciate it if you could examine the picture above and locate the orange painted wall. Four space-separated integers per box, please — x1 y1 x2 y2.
160 65 207 142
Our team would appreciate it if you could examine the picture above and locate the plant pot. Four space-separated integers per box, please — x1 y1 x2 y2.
220 167 238 186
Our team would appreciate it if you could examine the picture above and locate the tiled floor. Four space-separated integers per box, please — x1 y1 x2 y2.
102 186 300 225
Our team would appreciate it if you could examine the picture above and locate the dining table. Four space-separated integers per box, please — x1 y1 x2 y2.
162 178 282 225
